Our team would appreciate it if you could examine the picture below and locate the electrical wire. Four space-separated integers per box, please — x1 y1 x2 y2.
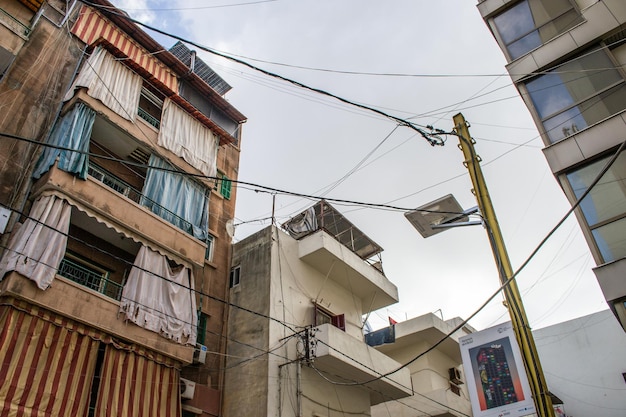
80 0 445 147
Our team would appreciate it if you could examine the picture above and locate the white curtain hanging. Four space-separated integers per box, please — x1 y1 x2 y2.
0 195 71 290
120 246 197 345
65 46 142 121
158 98 218 177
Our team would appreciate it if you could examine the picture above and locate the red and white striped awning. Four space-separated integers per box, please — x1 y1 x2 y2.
0 300 100 416
0 299 182 417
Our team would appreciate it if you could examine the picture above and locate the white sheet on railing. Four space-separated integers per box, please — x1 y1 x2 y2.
0 195 70 290
158 98 218 177
120 245 197 345
65 46 142 121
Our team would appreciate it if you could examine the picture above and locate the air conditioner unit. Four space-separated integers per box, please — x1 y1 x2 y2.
180 378 196 400
449 367 463 385
193 343 207 364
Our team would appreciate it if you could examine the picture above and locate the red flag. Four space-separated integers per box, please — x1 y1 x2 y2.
389 316 397 325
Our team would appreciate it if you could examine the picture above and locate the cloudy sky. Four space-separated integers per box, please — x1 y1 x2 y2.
111 0 607 331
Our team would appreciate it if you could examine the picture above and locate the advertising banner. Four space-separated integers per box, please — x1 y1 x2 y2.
459 322 536 417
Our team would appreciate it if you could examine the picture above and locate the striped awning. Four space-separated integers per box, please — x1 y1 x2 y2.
71 6 178 93
95 344 181 417
0 301 100 417
0 299 183 417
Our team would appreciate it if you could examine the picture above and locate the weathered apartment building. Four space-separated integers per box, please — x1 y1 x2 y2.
224 201 414 417
0 0 245 416
476 0 626 330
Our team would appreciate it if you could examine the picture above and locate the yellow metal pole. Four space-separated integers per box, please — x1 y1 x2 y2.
453 113 554 417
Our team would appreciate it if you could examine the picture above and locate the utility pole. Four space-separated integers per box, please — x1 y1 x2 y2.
453 113 554 417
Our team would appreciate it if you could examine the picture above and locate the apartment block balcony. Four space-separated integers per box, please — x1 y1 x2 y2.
284 201 398 311
32 163 206 267
312 323 413 405
0 272 194 364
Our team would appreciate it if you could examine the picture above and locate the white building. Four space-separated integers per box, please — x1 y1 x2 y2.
222 201 413 417
369 314 475 417
534 310 626 416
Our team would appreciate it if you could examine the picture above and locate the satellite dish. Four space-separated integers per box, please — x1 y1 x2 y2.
225 219 235 238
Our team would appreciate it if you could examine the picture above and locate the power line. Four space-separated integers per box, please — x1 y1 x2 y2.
0 131 468 217
81 0 445 147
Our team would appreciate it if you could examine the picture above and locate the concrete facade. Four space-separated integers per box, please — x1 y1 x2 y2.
534 310 626 416
224 205 413 417
0 1 245 415
369 314 475 417
477 0 626 331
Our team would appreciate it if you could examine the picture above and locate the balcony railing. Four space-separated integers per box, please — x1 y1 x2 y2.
58 256 123 301
87 163 194 236
137 106 161 129
0 7 31 37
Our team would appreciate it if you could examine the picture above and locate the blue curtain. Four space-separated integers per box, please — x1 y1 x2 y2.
33 103 95 180
141 154 209 240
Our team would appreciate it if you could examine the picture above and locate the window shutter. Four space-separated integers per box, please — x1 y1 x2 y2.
332 314 346 332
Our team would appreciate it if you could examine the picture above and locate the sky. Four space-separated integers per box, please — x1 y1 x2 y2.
111 0 608 331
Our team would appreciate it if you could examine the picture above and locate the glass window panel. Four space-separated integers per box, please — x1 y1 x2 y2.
567 152 626 225
527 73 576 119
543 107 587 142
592 217 626 262
494 0 580 59
494 1 535 44
508 31 542 60
528 0 575 28
543 84 626 143
539 9 583 43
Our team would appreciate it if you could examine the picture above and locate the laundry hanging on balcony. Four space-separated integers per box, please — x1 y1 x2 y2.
141 154 209 240
32 103 95 180
0 194 70 290
158 98 219 177
120 245 197 345
64 46 142 121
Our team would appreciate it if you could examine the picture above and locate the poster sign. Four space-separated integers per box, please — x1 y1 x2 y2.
459 322 535 417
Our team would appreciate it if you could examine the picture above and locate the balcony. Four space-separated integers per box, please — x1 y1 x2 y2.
58 254 124 301
312 323 412 405
284 201 398 312
369 314 473 417
298 230 398 311
32 163 206 266
0 271 193 364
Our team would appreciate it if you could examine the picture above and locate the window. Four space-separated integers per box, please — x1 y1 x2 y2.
229 266 240 288
137 86 163 129
220 174 232 200
566 151 626 262
205 234 215 262
314 304 345 331
526 49 626 143
493 0 582 60
58 252 123 300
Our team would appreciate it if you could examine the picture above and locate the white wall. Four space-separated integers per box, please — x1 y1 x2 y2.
534 310 626 417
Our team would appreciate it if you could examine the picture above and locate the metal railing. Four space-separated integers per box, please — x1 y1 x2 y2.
58 257 123 301
137 106 161 129
88 163 194 236
0 7 31 37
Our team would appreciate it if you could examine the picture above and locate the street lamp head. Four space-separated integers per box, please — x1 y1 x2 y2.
404 194 470 238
